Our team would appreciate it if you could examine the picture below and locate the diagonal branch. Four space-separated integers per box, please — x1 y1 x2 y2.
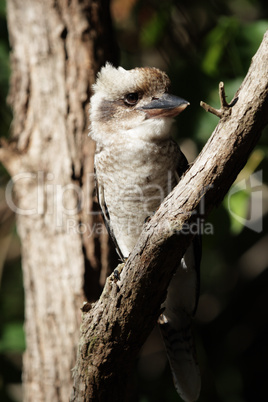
71 31 268 401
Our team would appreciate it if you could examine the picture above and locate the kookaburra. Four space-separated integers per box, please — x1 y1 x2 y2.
89 63 201 402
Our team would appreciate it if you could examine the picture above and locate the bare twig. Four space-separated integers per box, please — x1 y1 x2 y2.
200 81 238 118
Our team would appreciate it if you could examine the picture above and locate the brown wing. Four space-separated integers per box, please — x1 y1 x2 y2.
94 168 125 261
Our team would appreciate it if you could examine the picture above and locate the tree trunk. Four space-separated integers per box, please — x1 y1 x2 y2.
2 0 118 400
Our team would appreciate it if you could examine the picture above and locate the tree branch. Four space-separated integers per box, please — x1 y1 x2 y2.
71 31 268 401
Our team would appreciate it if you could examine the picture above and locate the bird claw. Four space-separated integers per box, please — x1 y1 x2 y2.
113 262 126 281
144 211 155 223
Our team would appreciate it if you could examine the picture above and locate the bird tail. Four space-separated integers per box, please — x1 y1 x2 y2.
158 311 201 402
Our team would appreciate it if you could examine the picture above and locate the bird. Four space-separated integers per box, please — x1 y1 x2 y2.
89 63 201 402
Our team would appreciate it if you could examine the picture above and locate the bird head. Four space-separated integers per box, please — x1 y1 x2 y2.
89 63 189 145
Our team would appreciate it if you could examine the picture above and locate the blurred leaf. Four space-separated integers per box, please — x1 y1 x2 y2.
239 19 268 59
111 0 138 23
202 17 267 78
223 149 266 234
224 189 250 234
0 323 25 352
140 10 169 47
0 42 10 84
236 148 266 182
0 1 6 17
202 16 241 76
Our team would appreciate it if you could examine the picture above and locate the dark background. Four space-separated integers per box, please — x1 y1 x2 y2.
0 0 267 401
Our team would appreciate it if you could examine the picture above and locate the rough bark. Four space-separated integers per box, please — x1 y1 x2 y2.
71 31 268 401
2 0 118 401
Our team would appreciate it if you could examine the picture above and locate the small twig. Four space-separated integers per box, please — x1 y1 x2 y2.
200 100 223 118
200 81 238 118
219 81 229 109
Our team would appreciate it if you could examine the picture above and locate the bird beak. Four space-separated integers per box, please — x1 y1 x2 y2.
138 93 190 119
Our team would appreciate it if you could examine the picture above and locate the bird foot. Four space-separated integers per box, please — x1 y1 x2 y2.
113 261 126 281
144 211 156 223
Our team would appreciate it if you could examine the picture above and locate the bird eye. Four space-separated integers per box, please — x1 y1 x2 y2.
124 92 139 106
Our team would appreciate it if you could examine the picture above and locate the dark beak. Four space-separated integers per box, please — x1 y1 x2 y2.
138 93 190 119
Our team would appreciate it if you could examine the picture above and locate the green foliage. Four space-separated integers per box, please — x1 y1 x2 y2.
202 17 268 77
202 16 242 76
0 259 25 347
0 323 25 352
140 7 170 47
